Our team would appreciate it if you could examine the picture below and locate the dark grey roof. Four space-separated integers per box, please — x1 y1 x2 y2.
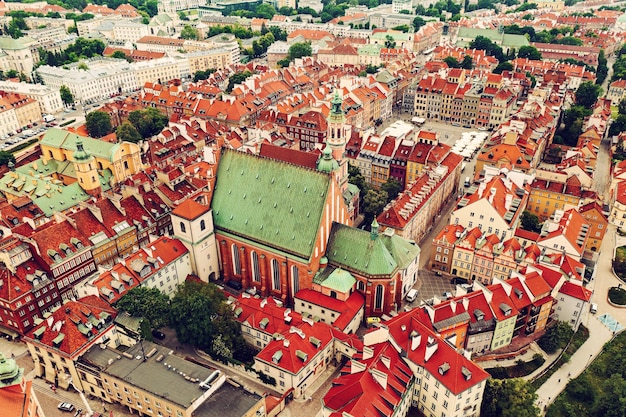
194 381 262 417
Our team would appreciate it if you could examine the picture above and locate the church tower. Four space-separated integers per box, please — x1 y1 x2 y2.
327 90 351 193
73 140 101 197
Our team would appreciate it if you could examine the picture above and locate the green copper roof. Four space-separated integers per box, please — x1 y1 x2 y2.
34 182 91 216
317 147 339 173
41 128 117 162
358 44 382 56
212 150 332 259
381 230 420 270
456 27 529 48
326 222 397 276
313 266 355 293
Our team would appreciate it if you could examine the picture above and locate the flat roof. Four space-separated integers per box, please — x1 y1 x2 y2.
194 381 262 417
80 341 217 408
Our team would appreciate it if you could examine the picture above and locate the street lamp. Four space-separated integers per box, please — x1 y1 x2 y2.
68 377 93 416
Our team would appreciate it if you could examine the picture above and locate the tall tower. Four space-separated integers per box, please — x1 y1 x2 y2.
171 199 219 283
73 140 101 197
327 90 351 193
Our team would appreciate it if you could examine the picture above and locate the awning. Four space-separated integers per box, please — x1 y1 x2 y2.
0 325 19 338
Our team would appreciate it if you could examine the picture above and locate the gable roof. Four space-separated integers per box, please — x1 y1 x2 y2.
211 150 331 259
171 198 209 221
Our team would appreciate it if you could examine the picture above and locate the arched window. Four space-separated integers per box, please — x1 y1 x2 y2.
374 284 384 311
180 222 186 233
251 251 260 282
271 259 280 291
200 219 206 231
357 280 365 292
232 244 241 275
291 266 299 295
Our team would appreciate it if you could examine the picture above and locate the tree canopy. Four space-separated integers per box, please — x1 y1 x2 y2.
0 150 15 167
538 321 573 354
469 35 505 62
481 378 540 417
520 211 542 233
115 121 142 143
575 81 602 109
226 70 254 93
518 45 542 60
180 25 200 40
169 280 251 360
128 107 168 138
59 85 74 105
85 111 113 138
115 287 171 330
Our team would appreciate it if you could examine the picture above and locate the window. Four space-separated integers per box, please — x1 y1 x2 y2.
200 219 206 231
232 244 241 275
179 222 186 233
291 265 300 295
375 284 384 311
271 259 280 291
251 251 260 282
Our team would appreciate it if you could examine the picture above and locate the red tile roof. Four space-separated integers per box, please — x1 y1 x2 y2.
382 309 489 395
294 289 364 332
259 143 319 170
559 281 592 301
171 198 209 221
23 296 116 358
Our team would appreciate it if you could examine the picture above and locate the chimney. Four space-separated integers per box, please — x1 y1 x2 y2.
450 300 457 313
488 188 496 205
424 337 438 362
410 330 421 351
462 297 469 311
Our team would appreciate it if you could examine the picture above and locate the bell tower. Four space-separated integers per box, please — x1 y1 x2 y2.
327 90 351 193
73 140 101 197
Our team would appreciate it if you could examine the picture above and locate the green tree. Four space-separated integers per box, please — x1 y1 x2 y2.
170 281 250 360
596 49 608 85
128 107 168 138
59 85 74 105
609 114 626 137
592 374 626 417
493 61 513 74
413 16 426 31
115 287 171 329
363 189 388 225
0 150 15 167
538 321 573 354
255 3 277 19
444 56 461 68
381 178 402 202
384 34 396 49
180 25 200 40
518 45 542 60
111 50 131 62
470 35 505 62
226 70 253 93
575 81 602 109
619 98 626 116
348 163 369 197
520 211 542 233
461 55 473 69
85 111 113 138
115 121 142 143
288 42 312 59
481 378 540 417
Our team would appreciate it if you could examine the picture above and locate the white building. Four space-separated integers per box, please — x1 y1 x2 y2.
553 280 592 331
0 105 20 136
133 56 186 86
36 59 137 102
112 21 150 43
0 80 63 114
171 199 220 283
451 175 529 242
392 0 415 13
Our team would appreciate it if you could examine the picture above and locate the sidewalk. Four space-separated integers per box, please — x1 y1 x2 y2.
535 315 614 412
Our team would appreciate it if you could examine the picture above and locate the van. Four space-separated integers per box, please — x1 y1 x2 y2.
405 288 418 303
43 114 56 122
226 280 243 291
464 177 471 187
590 303 598 314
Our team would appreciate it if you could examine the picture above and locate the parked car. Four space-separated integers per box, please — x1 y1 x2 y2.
405 288 419 303
442 292 453 299
450 277 469 285
152 330 165 340
226 280 243 291
58 402 75 412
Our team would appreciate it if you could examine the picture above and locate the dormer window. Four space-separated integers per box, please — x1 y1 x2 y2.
60 243 72 255
47 249 61 262
71 237 84 250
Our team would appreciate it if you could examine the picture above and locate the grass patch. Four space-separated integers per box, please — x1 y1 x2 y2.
608 286 626 305
486 353 545 379
612 246 626 280
612 105 619 119
546 331 626 417
531 325 589 391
